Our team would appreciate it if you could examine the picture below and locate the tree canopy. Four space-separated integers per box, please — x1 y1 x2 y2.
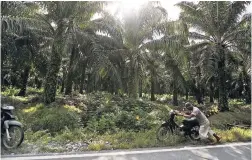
1 1 251 111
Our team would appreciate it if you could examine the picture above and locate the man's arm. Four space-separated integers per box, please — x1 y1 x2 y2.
183 113 196 118
175 110 196 118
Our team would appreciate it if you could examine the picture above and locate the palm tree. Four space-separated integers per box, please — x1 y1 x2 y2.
120 2 168 98
63 10 124 95
1 2 51 95
39 2 104 103
177 1 251 111
143 19 189 105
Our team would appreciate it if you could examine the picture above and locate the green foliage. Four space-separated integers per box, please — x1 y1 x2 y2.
87 142 107 151
26 87 43 95
215 128 251 142
83 92 161 133
209 110 251 129
86 113 117 134
25 129 52 145
1 87 20 96
21 104 82 133
229 99 246 106
204 104 219 117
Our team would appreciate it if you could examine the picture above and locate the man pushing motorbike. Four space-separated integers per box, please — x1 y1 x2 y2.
175 102 221 144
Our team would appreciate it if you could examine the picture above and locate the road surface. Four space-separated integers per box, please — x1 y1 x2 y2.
1 142 251 160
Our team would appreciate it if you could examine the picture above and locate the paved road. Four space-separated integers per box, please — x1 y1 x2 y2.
1 142 251 160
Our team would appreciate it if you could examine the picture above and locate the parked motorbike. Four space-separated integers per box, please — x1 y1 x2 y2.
156 110 200 142
1 105 24 149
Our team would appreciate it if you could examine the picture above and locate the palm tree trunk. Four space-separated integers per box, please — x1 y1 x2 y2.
195 90 203 104
217 45 229 111
172 80 178 106
60 67 66 93
150 68 155 101
243 67 251 104
17 65 31 96
173 88 178 106
210 83 214 103
35 76 42 89
44 43 62 103
65 46 76 95
87 73 92 93
129 65 138 99
44 22 64 104
185 87 188 100
79 63 86 94
139 78 142 98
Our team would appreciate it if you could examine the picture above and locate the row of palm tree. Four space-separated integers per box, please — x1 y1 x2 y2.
1 1 251 111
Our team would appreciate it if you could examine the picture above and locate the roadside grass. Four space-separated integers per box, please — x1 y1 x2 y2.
209 109 251 129
9 126 249 154
1 90 251 154
215 127 251 143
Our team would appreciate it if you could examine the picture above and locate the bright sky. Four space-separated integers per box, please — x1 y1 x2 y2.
103 1 252 21
104 1 181 21
97 1 251 42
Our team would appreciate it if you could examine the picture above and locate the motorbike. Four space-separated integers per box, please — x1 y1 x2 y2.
156 110 200 142
1 105 24 149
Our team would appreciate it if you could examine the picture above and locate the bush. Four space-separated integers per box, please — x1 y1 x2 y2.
87 142 108 151
21 104 82 133
86 113 117 134
1 87 20 96
25 129 53 145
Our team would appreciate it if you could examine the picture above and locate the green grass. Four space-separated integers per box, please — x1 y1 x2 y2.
1 89 251 154
215 127 251 143
209 110 251 129
23 127 186 151
20 126 251 153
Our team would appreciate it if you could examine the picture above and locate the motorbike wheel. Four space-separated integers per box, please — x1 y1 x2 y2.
156 126 173 142
189 126 200 141
2 125 24 149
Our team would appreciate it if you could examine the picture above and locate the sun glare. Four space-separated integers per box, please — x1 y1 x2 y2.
105 1 181 21
119 1 147 12
105 1 147 19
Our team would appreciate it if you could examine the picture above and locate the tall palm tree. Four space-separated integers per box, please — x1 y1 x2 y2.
177 1 251 111
39 2 104 103
1 2 51 95
121 2 167 98
63 11 124 95
143 19 189 105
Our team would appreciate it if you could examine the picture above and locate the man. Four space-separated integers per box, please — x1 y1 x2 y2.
175 102 221 143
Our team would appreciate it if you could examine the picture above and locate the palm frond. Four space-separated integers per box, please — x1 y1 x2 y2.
189 32 212 41
142 35 183 51
222 1 250 32
186 41 210 52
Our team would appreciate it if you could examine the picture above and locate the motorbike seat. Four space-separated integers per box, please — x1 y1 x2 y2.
1 106 14 110
182 118 199 126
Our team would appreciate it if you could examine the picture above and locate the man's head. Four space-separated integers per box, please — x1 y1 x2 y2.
185 102 193 111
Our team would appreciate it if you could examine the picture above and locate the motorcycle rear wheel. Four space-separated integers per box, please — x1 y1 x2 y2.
189 126 200 141
2 125 24 149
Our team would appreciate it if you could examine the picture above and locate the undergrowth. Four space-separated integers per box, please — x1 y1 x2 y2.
1 89 251 154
